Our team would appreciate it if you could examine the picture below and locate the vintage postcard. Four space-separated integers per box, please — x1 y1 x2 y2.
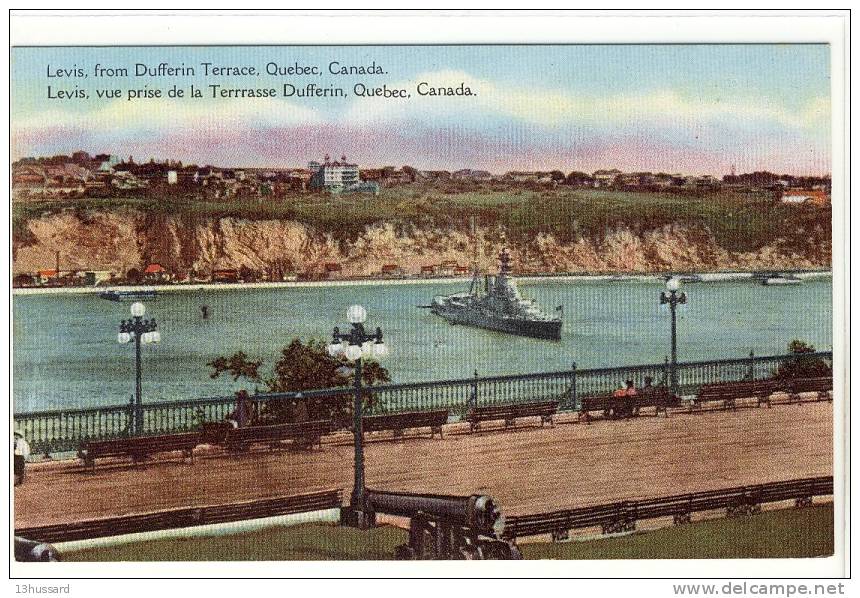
8 9 849 584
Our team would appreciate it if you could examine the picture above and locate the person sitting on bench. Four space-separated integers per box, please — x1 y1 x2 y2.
640 376 654 393
613 380 637 398
633 376 655 416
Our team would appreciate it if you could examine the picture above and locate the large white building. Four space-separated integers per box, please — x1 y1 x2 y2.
309 155 360 191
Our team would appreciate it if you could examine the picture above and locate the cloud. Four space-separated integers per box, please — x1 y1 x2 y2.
14 95 323 133
345 69 830 133
10 117 830 175
10 68 831 175
15 68 829 138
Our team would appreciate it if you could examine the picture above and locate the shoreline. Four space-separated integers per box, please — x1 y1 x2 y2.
11 269 833 296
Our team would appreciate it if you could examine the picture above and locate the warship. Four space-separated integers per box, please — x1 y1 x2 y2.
428 248 563 340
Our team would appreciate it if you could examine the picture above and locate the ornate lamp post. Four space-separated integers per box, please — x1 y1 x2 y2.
327 304 389 529
117 301 160 435
660 278 687 396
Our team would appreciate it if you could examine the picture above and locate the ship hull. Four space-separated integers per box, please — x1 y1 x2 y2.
431 306 562 340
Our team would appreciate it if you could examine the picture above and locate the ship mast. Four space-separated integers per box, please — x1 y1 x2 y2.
468 215 479 296
498 247 512 277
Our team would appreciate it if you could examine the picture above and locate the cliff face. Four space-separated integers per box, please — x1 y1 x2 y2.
12 210 831 276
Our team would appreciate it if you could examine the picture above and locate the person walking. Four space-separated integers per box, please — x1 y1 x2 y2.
226 389 254 428
13 430 30 486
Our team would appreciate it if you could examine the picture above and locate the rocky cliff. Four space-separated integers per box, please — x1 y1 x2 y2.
12 210 831 277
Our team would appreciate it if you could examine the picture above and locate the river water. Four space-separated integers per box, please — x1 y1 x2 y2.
12 275 832 413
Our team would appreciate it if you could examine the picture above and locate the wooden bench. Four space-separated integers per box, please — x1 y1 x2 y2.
222 419 333 452
78 432 202 471
200 421 233 445
578 387 678 423
693 380 778 411
578 395 618 422
784 377 832 403
467 401 558 433
362 409 449 439
643 387 681 415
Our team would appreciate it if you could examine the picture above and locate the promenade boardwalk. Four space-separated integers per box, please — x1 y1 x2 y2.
15 402 832 529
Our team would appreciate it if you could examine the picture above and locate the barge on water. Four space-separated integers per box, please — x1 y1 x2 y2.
99 289 159 302
753 271 803 286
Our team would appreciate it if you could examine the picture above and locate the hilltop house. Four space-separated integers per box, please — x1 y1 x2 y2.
309 155 360 191
592 169 622 188
781 190 830 205
452 169 493 181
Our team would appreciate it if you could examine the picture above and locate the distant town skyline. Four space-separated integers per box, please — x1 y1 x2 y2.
12 45 831 175
13 149 832 179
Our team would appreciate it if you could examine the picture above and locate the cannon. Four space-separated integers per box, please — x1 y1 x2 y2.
365 489 520 560
14 537 58 562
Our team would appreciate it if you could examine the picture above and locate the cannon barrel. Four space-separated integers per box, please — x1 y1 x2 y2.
366 489 504 537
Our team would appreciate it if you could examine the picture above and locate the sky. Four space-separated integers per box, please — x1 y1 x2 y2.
11 45 831 175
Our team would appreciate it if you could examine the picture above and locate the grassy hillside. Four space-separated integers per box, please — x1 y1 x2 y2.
60 504 833 561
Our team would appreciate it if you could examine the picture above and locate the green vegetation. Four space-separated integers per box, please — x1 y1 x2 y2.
522 504 833 560
60 504 832 561
774 340 833 380
13 186 830 254
208 339 390 426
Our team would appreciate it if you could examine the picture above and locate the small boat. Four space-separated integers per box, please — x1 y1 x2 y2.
663 274 703 284
761 275 801 286
99 289 159 302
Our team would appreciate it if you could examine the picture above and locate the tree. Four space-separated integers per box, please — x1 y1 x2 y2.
126 267 142 284
208 351 262 384
238 265 258 283
774 340 832 380
208 338 391 426
565 171 593 187
12 274 35 287
401 165 418 182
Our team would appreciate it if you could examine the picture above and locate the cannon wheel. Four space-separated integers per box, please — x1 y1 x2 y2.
481 540 517 560
394 544 416 560
458 544 482 560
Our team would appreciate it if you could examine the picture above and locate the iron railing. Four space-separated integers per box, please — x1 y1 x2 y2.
503 475 833 540
13 351 832 456
15 488 345 545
